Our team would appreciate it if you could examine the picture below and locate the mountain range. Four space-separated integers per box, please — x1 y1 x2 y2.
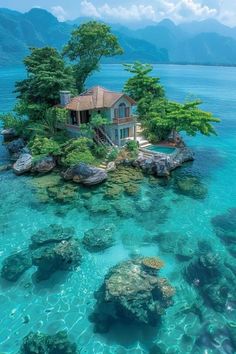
1 7 236 67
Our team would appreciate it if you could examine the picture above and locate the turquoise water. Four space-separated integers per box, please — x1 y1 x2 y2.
145 145 176 154
0 64 236 353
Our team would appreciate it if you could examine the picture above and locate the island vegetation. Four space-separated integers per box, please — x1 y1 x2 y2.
0 20 220 179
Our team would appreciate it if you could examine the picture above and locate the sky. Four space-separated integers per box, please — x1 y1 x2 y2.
0 0 236 26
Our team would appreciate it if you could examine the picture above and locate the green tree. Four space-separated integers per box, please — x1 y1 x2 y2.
142 98 220 142
63 21 123 92
123 62 164 109
15 47 75 119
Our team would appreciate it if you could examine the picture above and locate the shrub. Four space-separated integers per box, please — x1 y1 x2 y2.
29 136 61 156
0 113 27 135
126 140 138 152
61 137 96 166
107 148 119 162
93 145 108 158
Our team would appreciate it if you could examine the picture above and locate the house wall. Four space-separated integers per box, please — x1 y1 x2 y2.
104 122 135 146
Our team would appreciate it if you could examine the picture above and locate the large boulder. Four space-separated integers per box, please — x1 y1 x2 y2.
13 153 32 175
90 258 175 332
6 138 25 154
82 224 115 252
1 128 17 142
63 163 107 186
1 250 32 282
18 331 77 354
31 156 56 174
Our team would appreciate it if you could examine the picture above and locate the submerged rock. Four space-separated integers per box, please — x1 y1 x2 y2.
212 208 236 245
13 153 32 175
82 224 115 252
31 156 56 174
1 250 32 282
174 176 207 200
63 163 107 186
18 330 77 354
91 258 175 332
32 238 82 281
30 224 75 249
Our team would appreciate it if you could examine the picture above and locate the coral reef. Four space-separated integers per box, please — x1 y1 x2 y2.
30 224 75 249
18 330 77 353
212 208 236 246
32 238 82 282
82 224 115 252
90 258 175 332
1 250 32 282
173 176 207 200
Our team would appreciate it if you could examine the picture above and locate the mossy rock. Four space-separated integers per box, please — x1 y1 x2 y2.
47 184 78 203
113 201 135 218
30 173 62 190
124 183 140 196
174 176 207 200
104 185 124 199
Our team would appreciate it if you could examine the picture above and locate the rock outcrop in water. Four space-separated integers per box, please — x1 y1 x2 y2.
82 224 115 252
6 138 25 155
185 252 236 312
1 250 32 282
174 175 207 199
31 156 56 174
90 257 175 332
30 225 82 281
13 153 32 175
18 331 77 354
135 147 194 177
62 163 108 186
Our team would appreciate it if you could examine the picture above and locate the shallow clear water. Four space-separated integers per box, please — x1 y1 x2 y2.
0 64 236 353
145 145 176 154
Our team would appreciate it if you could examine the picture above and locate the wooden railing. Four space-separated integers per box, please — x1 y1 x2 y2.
113 117 135 125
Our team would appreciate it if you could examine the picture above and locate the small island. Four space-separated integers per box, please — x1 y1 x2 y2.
1 21 219 185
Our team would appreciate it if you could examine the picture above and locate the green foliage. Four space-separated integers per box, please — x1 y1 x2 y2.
90 113 109 128
142 98 220 142
29 136 61 156
0 113 27 135
126 140 139 152
107 148 119 162
61 137 95 166
27 107 68 139
124 62 220 142
93 144 108 158
63 21 123 92
15 47 75 116
123 62 164 106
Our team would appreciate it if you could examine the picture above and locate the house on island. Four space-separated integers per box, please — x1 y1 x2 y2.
59 86 137 147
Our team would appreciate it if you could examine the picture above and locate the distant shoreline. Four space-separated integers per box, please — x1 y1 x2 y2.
1 62 236 70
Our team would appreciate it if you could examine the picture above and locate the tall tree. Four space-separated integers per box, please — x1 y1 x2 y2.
63 21 123 93
15 47 75 119
123 62 164 106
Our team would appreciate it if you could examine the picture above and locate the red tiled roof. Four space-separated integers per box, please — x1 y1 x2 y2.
65 86 136 111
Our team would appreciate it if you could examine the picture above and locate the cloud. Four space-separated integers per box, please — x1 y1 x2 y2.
51 5 68 21
80 1 156 22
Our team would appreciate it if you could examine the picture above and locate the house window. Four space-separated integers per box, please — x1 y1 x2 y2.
120 128 129 139
71 111 78 125
119 103 126 118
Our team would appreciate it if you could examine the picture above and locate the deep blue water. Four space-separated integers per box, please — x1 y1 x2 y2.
0 64 236 354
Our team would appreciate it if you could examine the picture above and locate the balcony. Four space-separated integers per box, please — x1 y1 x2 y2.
113 116 135 125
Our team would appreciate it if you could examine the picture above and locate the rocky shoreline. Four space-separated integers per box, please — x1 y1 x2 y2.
1 133 194 185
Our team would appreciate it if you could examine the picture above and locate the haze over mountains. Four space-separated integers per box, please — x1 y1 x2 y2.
1 7 236 67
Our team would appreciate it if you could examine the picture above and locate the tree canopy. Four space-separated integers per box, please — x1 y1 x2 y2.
123 62 164 104
16 47 75 106
124 62 220 142
63 21 123 92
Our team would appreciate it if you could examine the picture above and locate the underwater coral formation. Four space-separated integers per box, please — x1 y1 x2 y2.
18 330 77 353
1 250 32 282
82 224 115 252
90 257 175 332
